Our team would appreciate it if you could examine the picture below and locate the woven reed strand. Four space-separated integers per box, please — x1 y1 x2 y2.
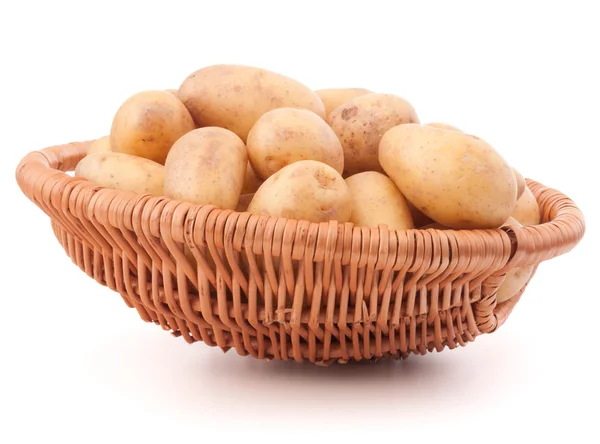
16 141 585 364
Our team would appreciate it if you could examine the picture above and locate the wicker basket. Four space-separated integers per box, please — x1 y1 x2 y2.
16 141 585 365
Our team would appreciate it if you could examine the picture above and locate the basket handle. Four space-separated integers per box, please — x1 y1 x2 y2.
502 180 585 267
15 142 90 204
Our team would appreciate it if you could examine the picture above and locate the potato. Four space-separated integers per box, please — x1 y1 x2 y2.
242 163 264 194
87 136 112 154
248 160 351 223
497 265 534 303
178 65 325 142
425 122 462 132
511 185 541 226
497 217 534 303
111 90 195 164
502 216 521 227
345 172 413 230
328 93 419 176
75 152 163 196
513 168 526 200
315 88 373 117
164 127 247 209
379 124 517 229
247 108 343 179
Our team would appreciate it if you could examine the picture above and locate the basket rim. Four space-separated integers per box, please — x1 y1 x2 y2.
16 140 586 274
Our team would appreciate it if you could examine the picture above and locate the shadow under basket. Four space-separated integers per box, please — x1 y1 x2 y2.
16 141 585 365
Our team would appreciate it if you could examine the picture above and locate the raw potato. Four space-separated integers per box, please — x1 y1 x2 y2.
497 217 534 303
178 65 325 142
345 172 414 230
425 122 462 132
315 88 373 117
247 108 343 179
164 127 247 209
513 168 526 200
75 152 164 196
511 185 541 226
497 265 534 303
328 93 419 176
247 160 351 223
242 163 264 194
379 124 517 229
111 90 195 164
87 136 112 154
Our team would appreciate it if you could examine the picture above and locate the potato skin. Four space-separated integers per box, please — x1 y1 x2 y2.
87 136 112 154
164 127 247 209
513 168 526 200
497 217 534 303
511 185 541 226
497 265 534 303
242 163 264 194
345 172 414 230
178 65 325 142
247 108 343 179
379 124 517 229
425 122 462 132
247 160 351 223
111 90 195 164
75 152 164 196
315 88 373 118
328 93 419 176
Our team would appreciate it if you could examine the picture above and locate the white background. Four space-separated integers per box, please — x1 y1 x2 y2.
1 1 598 442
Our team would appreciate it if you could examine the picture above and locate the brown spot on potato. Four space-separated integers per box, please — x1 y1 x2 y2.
314 170 336 190
341 107 358 121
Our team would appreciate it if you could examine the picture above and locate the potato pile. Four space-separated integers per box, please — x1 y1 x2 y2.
75 64 542 302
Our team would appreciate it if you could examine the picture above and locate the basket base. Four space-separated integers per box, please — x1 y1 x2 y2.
49 219 533 365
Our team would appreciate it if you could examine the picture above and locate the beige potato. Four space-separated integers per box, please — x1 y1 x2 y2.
248 160 351 223
111 90 195 164
247 108 343 179
328 93 419 176
345 172 413 230
511 185 541 226
242 163 264 194
315 88 373 118
87 136 112 154
75 152 164 196
425 122 462 132
497 217 534 303
425 124 525 202
513 168 526 200
497 265 534 303
164 127 247 209
379 124 517 229
178 65 325 142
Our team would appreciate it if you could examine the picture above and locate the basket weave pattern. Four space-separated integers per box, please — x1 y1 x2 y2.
16 142 585 364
